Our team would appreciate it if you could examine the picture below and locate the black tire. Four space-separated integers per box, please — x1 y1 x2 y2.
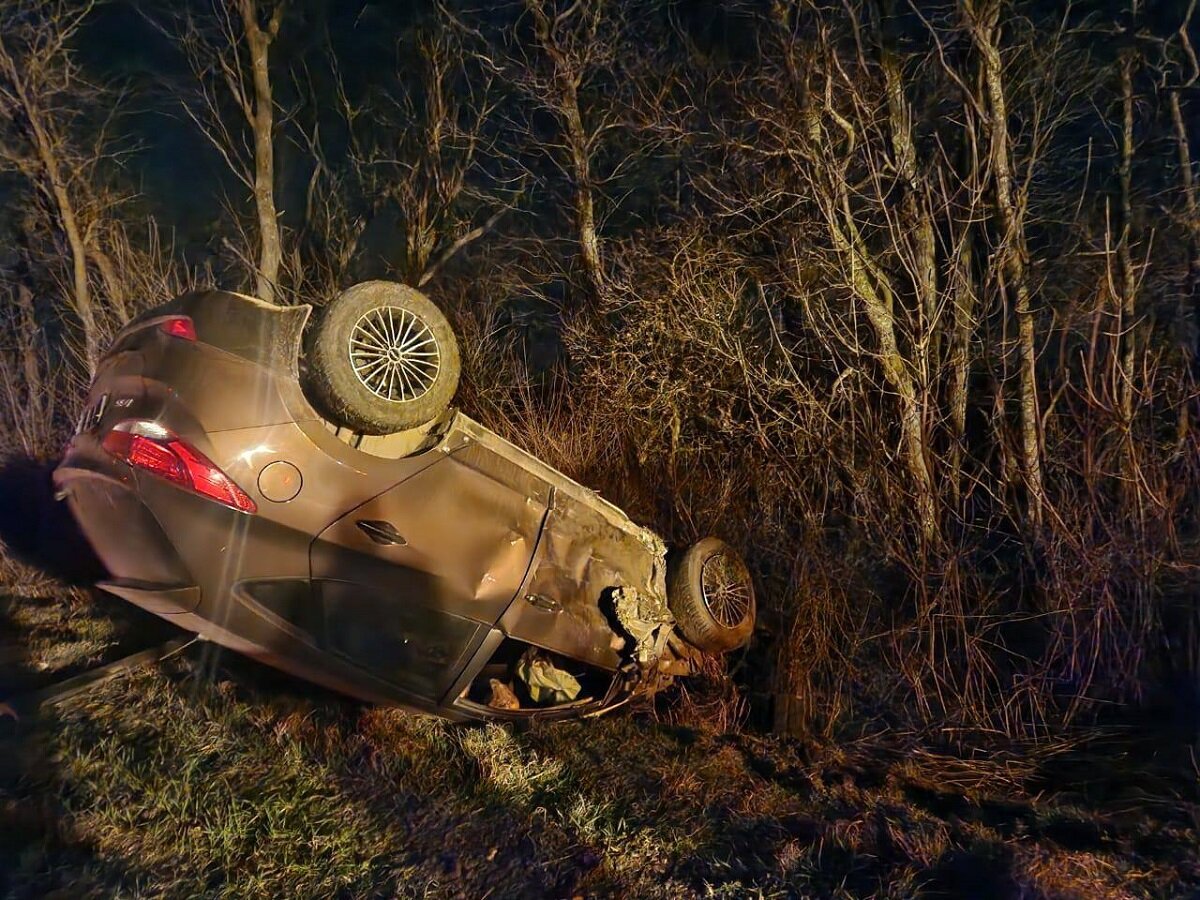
667 537 755 654
304 281 461 435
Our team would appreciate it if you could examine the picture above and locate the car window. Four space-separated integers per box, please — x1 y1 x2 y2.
318 580 484 700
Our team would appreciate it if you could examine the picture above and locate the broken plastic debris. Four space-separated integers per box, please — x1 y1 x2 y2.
612 586 673 665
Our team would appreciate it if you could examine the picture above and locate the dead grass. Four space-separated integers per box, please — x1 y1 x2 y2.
1 588 1197 899
0 572 171 698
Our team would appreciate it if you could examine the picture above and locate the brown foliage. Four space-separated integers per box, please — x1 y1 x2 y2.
1 0 1198 744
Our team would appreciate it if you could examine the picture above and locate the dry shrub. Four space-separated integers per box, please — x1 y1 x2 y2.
439 210 1200 744
1 0 1197 753
0 213 199 458
657 652 749 734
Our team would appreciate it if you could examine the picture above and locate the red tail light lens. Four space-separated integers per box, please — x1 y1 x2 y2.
159 316 197 341
102 421 256 513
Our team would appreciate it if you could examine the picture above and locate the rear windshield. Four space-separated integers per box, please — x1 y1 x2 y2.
178 292 309 369
108 291 310 374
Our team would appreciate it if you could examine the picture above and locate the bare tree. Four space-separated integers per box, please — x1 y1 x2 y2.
176 0 284 302
0 286 55 455
964 0 1046 527
1162 0 1199 442
761 1 940 538
1168 86 1199 369
872 0 939 362
240 0 283 301
1117 50 1138 426
945 90 984 505
0 0 101 370
522 0 609 300
323 23 511 291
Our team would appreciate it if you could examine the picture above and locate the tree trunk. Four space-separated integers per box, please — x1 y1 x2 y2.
15 286 45 433
239 0 283 304
876 2 938 363
15 95 98 370
827 185 938 540
562 83 604 300
38 132 98 371
526 0 605 301
969 0 1045 528
0 28 99 370
948 235 977 505
1168 88 1200 443
1117 53 1138 436
875 8 940 520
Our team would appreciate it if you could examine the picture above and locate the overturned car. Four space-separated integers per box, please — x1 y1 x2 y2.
53 282 755 722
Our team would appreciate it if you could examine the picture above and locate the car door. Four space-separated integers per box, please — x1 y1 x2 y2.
309 436 551 700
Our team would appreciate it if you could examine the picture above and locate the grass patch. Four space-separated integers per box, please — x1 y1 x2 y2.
1 590 1198 898
0 565 176 698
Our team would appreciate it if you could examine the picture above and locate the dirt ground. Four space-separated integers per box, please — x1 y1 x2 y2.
1 584 1198 899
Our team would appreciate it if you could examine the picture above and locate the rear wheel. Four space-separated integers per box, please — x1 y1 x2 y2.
667 537 755 654
304 281 460 435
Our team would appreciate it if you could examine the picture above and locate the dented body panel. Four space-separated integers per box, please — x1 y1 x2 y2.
53 290 680 723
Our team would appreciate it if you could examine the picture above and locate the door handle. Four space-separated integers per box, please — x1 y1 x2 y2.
524 593 562 613
356 519 407 546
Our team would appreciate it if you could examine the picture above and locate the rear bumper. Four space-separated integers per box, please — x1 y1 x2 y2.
54 430 312 604
52 452 453 715
54 461 196 594
98 580 201 615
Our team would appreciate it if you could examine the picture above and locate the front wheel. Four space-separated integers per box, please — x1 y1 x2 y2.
667 537 755 654
304 281 461 435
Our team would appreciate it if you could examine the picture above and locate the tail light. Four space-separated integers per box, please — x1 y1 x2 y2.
159 316 197 341
102 420 256 514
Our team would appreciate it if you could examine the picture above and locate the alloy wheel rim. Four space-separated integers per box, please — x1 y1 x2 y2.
700 551 752 629
348 306 441 403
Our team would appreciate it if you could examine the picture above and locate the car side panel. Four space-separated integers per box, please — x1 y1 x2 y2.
310 442 549 627
498 492 630 671
440 417 669 672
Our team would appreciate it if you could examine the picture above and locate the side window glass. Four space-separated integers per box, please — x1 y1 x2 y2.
318 580 483 700
237 579 484 701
